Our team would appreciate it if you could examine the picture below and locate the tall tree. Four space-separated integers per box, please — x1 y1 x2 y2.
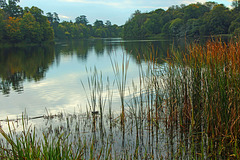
20 12 42 42
202 4 232 35
94 19 104 28
3 0 22 17
46 12 53 23
0 0 7 9
53 12 60 23
232 0 240 8
5 16 22 42
0 9 5 40
105 20 111 27
75 15 88 25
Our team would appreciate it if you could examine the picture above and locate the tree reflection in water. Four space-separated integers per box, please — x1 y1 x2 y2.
0 38 177 95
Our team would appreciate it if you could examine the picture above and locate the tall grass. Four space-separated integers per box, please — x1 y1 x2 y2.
110 54 129 128
162 38 240 159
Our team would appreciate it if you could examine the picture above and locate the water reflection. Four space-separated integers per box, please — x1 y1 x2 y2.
0 46 55 95
0 39 177 96
0 38 178 120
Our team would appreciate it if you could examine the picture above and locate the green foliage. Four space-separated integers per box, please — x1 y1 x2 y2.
75 15 88 25
94 19 104 28
169 18 184 36
123 11 148 39
20 12 42 42
53 18 122 39
202 4 232 35
233 27 240 36
5 17 23 42
122 1 239 39
0 3 54 43
183 3 209 21
3 0 23 17
0 9 5 40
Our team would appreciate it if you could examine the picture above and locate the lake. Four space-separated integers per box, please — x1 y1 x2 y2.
0 38 178 158
0 38 175 120
1 38 238 159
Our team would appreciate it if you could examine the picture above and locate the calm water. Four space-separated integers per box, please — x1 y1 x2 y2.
0 38 174 120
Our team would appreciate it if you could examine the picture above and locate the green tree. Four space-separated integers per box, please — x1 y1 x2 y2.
53 12 59 23
46 12 53 23
29 6 44 23
229 17 240 34
0 9 5 40
233 27 240 36
185 18 202 36
183 3 208 21
169 18 184 36
204 1 218 10
105 20 111 27
41 19 54 41
5 16 22 42
232 0 240 9
20 12 42 42
3 0 22 17
75 15 88 25
202 4 232 35
94 19 104 28
123 11 147 39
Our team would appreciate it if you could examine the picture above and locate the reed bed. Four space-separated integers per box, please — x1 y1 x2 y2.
162 38 240 159
0 38 240 159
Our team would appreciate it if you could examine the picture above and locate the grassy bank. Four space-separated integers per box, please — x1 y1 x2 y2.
0 38 240 159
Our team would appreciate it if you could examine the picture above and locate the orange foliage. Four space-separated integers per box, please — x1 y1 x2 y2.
184 38 240 74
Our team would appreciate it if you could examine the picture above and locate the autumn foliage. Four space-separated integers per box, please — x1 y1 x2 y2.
0 6 54 43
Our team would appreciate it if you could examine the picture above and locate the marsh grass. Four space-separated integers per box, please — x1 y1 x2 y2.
162 38 240 159
1 38 240 159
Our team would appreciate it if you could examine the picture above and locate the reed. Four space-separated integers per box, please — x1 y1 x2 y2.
110 53 129 128
162 38 240 159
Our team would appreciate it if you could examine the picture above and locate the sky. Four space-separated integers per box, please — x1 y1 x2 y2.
19 0 233 26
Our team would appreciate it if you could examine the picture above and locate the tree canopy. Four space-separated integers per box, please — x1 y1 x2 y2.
0 0 54 43
2 1 240 42
123 1 240 39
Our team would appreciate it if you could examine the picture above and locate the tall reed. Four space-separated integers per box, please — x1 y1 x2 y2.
110 53 129 128
162 38 240 159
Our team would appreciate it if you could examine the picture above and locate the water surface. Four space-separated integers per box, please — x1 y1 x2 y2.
0 38 174 119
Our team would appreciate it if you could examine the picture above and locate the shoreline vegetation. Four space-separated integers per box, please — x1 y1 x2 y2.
0 37 240 159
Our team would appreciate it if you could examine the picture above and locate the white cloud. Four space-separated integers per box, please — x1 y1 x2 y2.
59 15 71 19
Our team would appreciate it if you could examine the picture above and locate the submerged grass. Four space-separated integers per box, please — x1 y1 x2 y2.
0 38 240 159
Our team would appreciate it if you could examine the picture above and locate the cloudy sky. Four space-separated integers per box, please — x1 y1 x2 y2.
19 0 233 25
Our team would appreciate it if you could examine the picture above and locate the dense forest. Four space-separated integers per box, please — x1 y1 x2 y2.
0 0 122 43
124 1 240 39
1 0 240 43
0 0 54 43
47 13 122 39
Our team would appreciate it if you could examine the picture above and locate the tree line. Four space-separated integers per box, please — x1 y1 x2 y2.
0 0 122 43
0 0 54 43
47 13 122 39
123 1 240 39
1 0 240 43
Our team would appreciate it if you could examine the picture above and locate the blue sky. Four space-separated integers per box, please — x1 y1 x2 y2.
19 0 233 25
